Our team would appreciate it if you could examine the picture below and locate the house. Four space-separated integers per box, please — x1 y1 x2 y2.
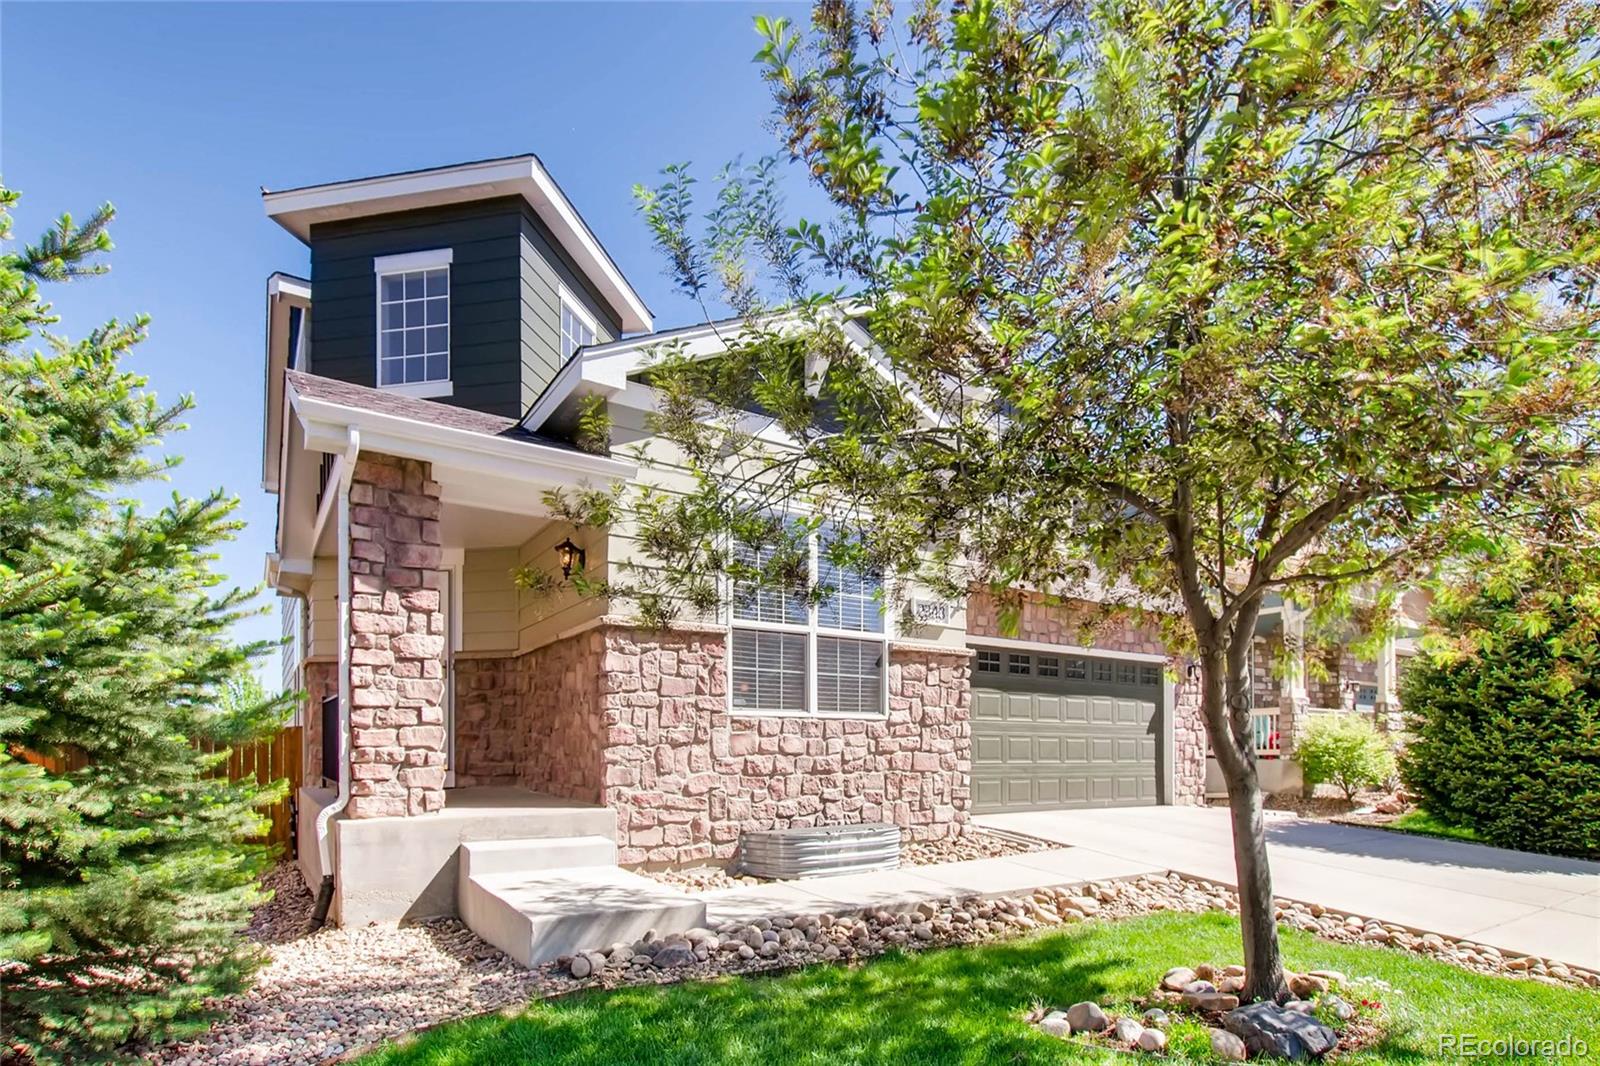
1208 594 1425 797
261 154 1219 939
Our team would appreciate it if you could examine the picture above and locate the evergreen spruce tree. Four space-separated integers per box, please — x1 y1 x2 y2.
0 188 293 1062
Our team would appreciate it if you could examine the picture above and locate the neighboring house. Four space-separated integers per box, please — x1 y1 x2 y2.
261 154 1215 929
1208 594 1425 796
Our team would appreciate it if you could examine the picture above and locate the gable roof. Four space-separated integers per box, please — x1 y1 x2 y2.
518 303 940 435
285 370 577 450
262 154 653 332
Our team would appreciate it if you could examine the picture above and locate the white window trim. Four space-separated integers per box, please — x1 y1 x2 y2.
379 379 454 399
559 284 601 361
726 529 893 720
374 247 453 395
373 248 453 274
558 284 600 333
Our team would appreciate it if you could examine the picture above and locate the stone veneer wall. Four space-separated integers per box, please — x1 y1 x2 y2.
301 659 339 785
596 626 972 867
451 635 609 801
451 655 523 787
471 624 972 868
1250 636 1281 713
966 590 1207 805
344 453 449 818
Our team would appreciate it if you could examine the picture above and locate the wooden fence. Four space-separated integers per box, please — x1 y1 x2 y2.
15 726 303 850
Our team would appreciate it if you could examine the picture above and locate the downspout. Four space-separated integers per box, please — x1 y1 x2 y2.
309 428 360 929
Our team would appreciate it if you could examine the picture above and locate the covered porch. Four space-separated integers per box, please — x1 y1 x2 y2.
268 372 636 922
1206 596 1421 798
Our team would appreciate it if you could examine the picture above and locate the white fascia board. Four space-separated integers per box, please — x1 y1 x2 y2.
264 156 652 332
268 273 312 300
528 309 939 433
287 388 637 490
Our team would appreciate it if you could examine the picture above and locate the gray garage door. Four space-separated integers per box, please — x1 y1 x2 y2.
971 646 1164 813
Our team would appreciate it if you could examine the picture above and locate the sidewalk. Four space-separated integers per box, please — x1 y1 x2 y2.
702 846 1160 925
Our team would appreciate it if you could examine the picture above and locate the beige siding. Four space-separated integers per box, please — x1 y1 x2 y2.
306 556 339 661
604 400 967 648
516 522 609 653
460 548 520 653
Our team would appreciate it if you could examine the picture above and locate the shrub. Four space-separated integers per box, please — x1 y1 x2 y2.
1294 716 1396 801
1400 605 1600 860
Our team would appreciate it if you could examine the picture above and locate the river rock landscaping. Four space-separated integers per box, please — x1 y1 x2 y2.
150 855 1598 1065
1031 960 1374 1061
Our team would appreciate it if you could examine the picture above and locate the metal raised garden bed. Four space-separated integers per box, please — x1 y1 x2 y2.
736 822 901 879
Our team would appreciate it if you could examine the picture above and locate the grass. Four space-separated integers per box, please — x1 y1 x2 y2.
1388 809 1483 844
360 911 1598 1065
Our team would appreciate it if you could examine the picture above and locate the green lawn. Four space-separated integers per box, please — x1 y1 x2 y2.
1389 809 1484 844
361 911 1598 1065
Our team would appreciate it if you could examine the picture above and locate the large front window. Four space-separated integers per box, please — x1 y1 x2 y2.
729 523 887 716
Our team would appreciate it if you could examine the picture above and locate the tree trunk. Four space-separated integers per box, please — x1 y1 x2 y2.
1218 750 1288 1001
1200 621 1289 1003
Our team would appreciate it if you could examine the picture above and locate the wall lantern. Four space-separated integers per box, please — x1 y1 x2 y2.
555 537 586 579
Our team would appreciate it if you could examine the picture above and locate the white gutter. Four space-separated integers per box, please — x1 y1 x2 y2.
312 428 360 910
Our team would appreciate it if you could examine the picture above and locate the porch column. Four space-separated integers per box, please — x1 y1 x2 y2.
1277 601 1310 763
1374 629 1403 734
346 452 449 818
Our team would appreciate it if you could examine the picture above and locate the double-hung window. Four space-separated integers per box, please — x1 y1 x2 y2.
559 288 598 362
375 248 451 397
729 522 888 716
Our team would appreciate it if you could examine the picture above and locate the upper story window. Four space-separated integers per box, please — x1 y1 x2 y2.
560 288 598 362
728 520 888 717
374 249 452 397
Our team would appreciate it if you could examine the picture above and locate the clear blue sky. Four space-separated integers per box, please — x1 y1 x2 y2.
2 1 813 681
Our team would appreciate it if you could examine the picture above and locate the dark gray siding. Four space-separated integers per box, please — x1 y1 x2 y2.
308 197 627 421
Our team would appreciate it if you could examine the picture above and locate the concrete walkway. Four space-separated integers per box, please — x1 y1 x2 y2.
978 806 1600 970
701 845 1161 926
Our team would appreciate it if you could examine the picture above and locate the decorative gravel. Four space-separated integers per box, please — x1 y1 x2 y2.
643 829 1051 894
149 860 1599 1066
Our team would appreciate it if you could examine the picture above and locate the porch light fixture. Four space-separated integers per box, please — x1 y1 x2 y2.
555 537 586 579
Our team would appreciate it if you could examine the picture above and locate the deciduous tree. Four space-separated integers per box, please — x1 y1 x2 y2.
617 0 1600 1001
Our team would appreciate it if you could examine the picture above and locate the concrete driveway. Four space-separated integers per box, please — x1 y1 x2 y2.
977 806 1600 970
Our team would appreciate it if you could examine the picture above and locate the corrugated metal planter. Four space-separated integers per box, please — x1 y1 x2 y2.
736 823 901 879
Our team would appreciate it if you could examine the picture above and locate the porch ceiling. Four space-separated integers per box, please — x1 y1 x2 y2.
440 501 554 550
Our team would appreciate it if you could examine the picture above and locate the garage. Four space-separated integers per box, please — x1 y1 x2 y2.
970 645 1166 813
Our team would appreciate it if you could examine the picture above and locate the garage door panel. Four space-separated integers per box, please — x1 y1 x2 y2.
972 653 1161 814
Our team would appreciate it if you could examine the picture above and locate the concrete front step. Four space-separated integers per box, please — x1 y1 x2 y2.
459 836 618 880
461 863 707 968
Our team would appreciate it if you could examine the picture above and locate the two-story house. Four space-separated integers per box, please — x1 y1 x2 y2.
259 153 1402 960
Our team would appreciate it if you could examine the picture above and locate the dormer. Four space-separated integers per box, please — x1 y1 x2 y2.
263 155 652 420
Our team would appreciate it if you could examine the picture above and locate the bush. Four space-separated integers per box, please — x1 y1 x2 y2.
1294 716 1396 801
1400 609 1600 860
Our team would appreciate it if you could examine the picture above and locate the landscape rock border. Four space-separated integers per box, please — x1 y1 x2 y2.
151 861 1598 1066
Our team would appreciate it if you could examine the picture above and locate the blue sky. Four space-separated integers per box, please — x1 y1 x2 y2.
2 1 814 680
